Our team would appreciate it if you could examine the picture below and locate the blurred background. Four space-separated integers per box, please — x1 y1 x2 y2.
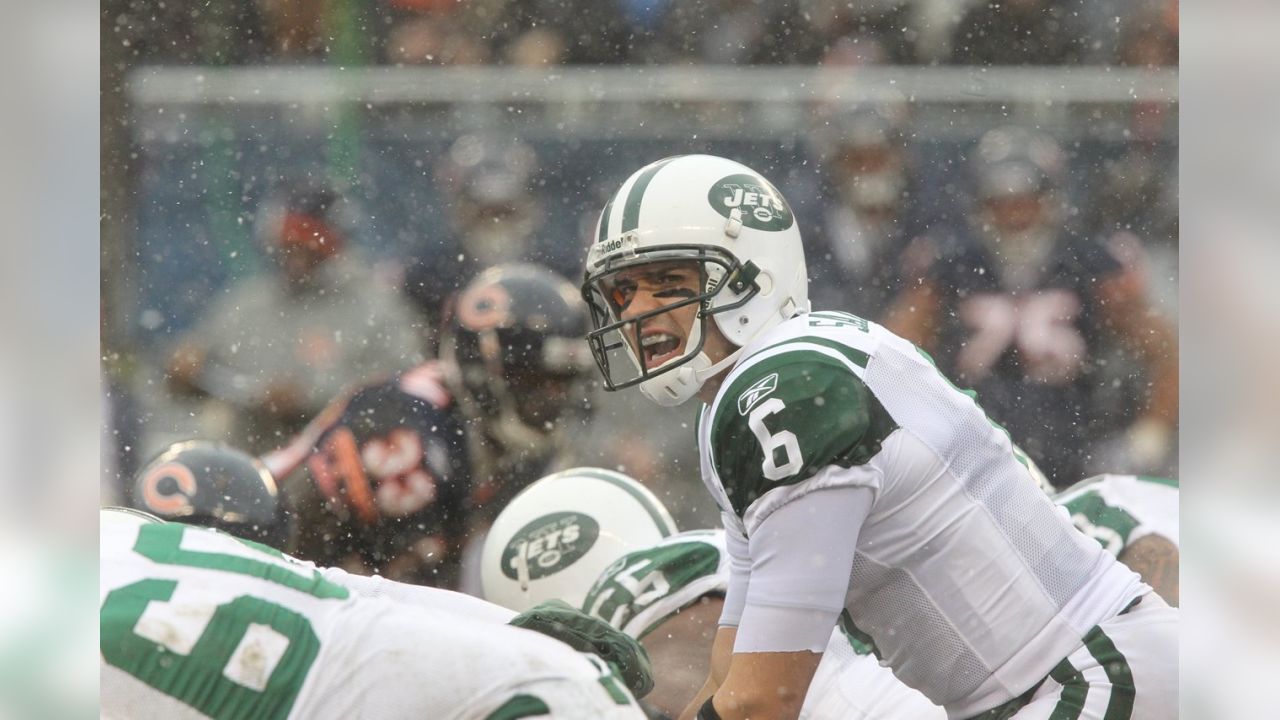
100 0 1180 534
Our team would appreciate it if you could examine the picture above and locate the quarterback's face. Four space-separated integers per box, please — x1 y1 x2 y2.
605 260 702 370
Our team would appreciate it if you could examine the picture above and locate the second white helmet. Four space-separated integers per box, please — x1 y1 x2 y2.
481 467 678 612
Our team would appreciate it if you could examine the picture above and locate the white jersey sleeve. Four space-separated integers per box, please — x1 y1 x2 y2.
735 484 872 653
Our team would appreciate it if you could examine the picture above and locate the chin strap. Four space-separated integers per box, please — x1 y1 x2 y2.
640 345 745 406
694 346 743 384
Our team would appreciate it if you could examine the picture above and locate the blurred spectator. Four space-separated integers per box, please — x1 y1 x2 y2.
402 135 543 336
661 0 814 65
105 0 1175 66
884 126 1178 485
257 0 326 59
384 14 490 65
791 0 921 64
164 178 425 452
950 0 1087 65
788 102 941 318
1085 146 1178 315
504 27 567 67
1117 2 1179 68
109 0 270 64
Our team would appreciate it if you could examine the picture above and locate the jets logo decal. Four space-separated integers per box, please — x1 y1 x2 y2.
708 174 794 232
737 373 779 416
500 511 601 583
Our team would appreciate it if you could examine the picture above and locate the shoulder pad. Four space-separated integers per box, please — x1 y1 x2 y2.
582 531 726 639
709 343 895 518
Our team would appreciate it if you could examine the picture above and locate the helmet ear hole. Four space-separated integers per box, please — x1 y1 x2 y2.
756 270 775 297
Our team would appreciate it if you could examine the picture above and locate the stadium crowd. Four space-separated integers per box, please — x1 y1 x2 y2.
108 0 1178 68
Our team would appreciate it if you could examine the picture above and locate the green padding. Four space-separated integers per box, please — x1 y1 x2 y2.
485 694 551 720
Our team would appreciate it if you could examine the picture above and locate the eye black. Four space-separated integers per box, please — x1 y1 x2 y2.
655 287 697 300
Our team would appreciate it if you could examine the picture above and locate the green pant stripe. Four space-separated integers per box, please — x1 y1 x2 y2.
1048 656 1088 720
485 694 550 720
1087 628 1135 720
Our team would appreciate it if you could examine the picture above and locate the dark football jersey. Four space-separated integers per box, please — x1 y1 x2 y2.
263 362 472 587
922 235 1127 485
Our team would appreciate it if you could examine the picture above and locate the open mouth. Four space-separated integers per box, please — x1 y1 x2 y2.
641 331 682 368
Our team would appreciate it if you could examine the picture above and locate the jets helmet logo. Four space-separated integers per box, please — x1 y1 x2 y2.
737 373 779 415
708 174 794 231
500 511 601 581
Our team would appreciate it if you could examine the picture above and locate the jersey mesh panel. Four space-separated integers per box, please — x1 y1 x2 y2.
848 557 990 703
865 341 1095 608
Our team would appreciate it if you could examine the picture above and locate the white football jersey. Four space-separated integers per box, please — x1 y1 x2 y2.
582 529 943 720
101 521 643 719
1055 474 1179 554
698 312 1146 718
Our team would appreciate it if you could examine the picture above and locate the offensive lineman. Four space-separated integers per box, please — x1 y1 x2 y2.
1055 474 1179 606
101 507 649 719
580 155 1178 719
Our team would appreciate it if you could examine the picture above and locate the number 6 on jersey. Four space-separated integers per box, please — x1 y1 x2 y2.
747 398 803 480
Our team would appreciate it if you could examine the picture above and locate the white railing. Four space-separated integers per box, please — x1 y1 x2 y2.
129 65 1176 105
126 65 1177 141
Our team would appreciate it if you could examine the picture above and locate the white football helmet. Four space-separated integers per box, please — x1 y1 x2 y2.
582 154 810 406
481 467 678 612
100 506 164 529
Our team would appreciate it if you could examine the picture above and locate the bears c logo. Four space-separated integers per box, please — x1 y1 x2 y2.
136 461 198 516
456 282 513 332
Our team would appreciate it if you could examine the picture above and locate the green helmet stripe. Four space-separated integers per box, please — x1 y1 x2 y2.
572 468 675 538
597 198 614 244
621 157 678 233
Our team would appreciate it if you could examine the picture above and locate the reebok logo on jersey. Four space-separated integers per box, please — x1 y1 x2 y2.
708 174 794 232
500 511 601 581
737 373 779 415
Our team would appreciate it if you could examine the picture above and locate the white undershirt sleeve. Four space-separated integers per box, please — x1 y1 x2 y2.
733 484 873 653
719 512 753 628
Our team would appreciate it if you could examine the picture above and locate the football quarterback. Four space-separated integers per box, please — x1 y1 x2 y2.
581 155 1178 720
